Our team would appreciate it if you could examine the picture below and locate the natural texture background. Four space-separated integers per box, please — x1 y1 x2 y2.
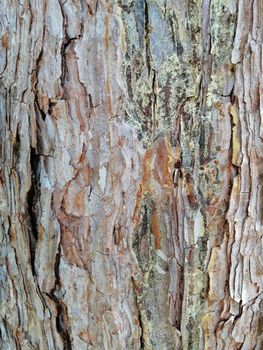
0 0 262 349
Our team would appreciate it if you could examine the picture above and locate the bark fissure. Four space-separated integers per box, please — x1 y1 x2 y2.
26 146 40 276
144 0 151 77
51 244 72 350
132 277 145 349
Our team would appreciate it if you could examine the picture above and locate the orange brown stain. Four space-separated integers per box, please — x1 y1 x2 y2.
132 148 153 227
117 137 125 147
105 15 109 52
153 137 174 189
84 165 93 184
141 147 153 193
151 208 161 249
60 227 85 268
2 33 9 49
133 137 176 246
75 98 85 131
74 191 85 212
79 331 93 344
106 78 112 116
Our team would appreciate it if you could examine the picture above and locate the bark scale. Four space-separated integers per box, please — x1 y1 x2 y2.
0 0 262 349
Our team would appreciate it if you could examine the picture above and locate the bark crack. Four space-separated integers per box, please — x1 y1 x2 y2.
26 146 40 276
144 0 151 77
131 277 145 349
151 69 157 131
200 0 212 112
50 244 72 350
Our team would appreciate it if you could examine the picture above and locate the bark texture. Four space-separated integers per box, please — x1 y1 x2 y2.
0 0 262 349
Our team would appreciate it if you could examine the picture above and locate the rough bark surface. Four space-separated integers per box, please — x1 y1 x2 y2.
0 0 262 349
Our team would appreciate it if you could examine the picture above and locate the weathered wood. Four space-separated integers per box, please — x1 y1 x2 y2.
0 0 262 349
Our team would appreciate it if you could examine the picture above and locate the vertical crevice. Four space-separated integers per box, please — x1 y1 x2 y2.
56 303 72 350
26 146 40 276
12 125 20 168
60 39 69 90
34 98 46 121
144 0 151 77
50 244 72 350
131 277 145 349
60 36 79 91
137 305 145 349
200 0 212 112
59 2 69 92
151 69 157 131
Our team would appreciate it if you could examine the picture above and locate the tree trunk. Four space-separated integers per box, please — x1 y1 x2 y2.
0 0 262 349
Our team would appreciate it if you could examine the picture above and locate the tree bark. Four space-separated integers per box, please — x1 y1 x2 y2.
0 0 262 349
